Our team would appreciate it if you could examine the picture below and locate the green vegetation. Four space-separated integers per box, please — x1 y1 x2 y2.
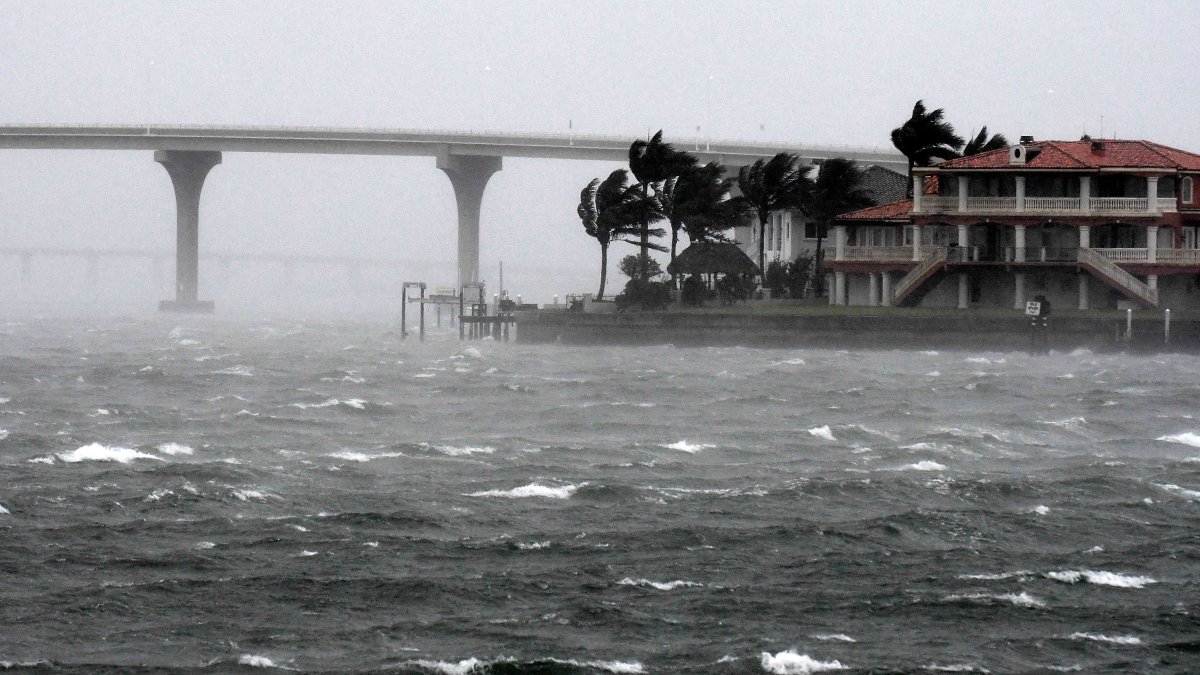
890 100 1009 196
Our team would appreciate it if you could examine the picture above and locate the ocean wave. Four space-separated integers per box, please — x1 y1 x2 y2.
809 633 855 642
408 658 643 674
958 570 1034 581
429 444 495 457
1158 431 1200 448
1045 570 1156 588
157 442 194 456
291 398 370 410
326 450 405 462
516 541 550 550
664 440 714 453
0 428 7 441
0 503 8 515
943 591 1046 608
900 460 946 471
808 425 835 441
1069 632 1143 645
923 664 989 673
468 482 582 499
232 489 278 502
617 577 703 591
1153 483 1200 500
759 650 845 673
58 443 162 464
238 654 277 667
213 365 253 376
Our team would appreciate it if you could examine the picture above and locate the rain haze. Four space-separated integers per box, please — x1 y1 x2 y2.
2 0 1198 314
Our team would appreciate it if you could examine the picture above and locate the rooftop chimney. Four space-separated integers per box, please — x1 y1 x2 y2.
1019 135 1034 144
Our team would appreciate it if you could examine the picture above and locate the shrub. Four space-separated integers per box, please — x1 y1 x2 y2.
787 252 814 298
614 278 673 312
764 260 788 298
618 254 663 280
680 274 708 306
716 274 755 305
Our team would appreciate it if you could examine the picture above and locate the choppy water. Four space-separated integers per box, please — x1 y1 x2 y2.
1 317 1198 674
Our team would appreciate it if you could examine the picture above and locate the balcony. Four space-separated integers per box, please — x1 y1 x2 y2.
841 245 914 262
835 245 1200 266
915 195 1177 216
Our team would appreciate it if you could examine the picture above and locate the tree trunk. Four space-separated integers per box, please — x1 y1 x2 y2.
757 214 767 286
670 224 679 288
639 183 650 279
598 243 608 300
813 230 825 297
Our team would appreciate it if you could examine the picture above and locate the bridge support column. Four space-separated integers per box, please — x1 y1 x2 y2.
156 150 221 313
438 154 502 288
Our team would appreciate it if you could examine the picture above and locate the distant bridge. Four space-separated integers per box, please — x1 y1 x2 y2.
0 125 906 311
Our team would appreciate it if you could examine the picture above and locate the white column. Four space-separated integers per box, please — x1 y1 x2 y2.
958 176 969 212
1080 176 1091 212
1014 224 1026 262
1079 224 1091 249
834 271 846 306
1014 273 1025 310
957 273 969 309
1015 175 1026 212
1148 274 1158 291
912 225 922 261
912 176 923 212
868 273 879 307
957 223 969 246
881 272 892 306
834 225 847 260
1147 225 1158 262
1147 176 1159 213
1078 274 1089 310
827 274 835 305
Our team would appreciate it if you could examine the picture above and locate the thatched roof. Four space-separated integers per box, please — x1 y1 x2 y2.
667 242 760 276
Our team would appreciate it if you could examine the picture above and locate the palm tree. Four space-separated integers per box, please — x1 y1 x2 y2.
807 158 873 291
731 153 812 278
628 131 697 278
960 126 1009 156
660 162 737 268
891 100 964 196
576 169 664 300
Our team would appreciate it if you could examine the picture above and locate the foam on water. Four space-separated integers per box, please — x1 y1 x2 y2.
410 658 487 675
157 442 194 456
431 444 495 457
468 482 581 499
1157 431 1200 448
664 440 714 453
759 650 846 673
958 570 1034 581
944 592 1046 608
1045 570 1157 588
1069 632 1143 646
902 460 946 471
213 365 254 377
0 503 9 515
617 577 703 591
808 425 835 441
809 633 855 642
0 428 7 441
58 443 162 464
238 654 277 667
327 450 405 462
1034 505 1051 515
1154 483 1200 500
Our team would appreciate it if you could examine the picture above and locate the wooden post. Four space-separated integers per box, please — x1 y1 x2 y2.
419 285 426 342
400 285 408 340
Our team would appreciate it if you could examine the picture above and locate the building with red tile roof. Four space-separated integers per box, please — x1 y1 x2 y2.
826 138 1200 311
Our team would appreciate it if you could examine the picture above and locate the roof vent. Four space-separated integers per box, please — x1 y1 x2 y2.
1009 145 1027 165
1091 140 1105 152
1020 135 1035 143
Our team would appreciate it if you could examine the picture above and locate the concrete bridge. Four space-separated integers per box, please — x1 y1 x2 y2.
0 125 905 311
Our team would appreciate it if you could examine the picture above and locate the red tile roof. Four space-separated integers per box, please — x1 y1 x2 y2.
838 199 912 221
933 140 1200 171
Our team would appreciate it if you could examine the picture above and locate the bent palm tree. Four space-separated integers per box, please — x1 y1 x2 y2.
660 162 737 270
891 100 964 196
960 126 1009 156
628 131 697 278
577 169 664 299
808 158 873 290
730 153 812 279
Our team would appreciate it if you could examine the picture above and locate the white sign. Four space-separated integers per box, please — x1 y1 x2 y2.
1025 301 1041 316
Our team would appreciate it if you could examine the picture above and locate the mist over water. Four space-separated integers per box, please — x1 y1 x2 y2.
0 316 1198 673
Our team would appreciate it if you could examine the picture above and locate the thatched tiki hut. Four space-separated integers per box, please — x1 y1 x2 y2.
667 242 760 305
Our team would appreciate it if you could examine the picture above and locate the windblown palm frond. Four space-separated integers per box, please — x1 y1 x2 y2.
891 100 965 195
729 152 813 279
961 127 1009 156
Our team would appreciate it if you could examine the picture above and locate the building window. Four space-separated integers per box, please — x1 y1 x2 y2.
1184 177 1194 204
804 223 827 240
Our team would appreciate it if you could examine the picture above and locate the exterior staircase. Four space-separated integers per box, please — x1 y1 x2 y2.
1077 248 1158 308
893 248 948 306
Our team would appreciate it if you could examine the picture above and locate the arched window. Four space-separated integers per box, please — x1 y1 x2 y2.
1183 176 1194 204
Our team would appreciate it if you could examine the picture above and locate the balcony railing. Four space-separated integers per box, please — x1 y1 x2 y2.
1157 248 1200 264
916 194 1176 215
841 246 913 261
1094 248 1148 262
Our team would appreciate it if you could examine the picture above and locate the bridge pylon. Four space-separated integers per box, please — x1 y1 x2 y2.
156 149 221 312
437 153 501 288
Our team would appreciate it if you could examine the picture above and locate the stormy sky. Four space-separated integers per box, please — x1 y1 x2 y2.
1 1 1197 313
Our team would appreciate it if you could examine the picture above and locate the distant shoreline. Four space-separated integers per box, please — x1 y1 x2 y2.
515 309 1199 352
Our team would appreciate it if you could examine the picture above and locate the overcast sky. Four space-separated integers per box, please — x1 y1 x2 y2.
2 1 1198 311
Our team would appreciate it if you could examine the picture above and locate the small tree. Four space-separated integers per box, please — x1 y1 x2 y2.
576 169 660 300
729 153 812 280
808 158 872 288
891 100 964 197
628 131 697 279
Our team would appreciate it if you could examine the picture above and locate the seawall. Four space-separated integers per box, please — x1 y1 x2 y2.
515 310 1200 351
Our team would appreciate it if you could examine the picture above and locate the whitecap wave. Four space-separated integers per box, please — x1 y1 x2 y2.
213 365 253 377
58 443 162 464
0 429 7 441
1069 632 1143 645
957 570 1033 581
0 503 8 515
664 440 714 453
156 442 194 456
944 591 1045 608
808 425 835 441
923 664 989 673
1034 505 1050 515
759 650 845 673
517 541 550 550
468 482 581 499
1158 432 1200 448
1155 483 1200 500
232 489 277 502
809 633 855 642
617 577 703 591
292 398 367 410
238 654 276 667
431 444 495 457
1045 570 1156 588
901 460 946 471
410 658 487 675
